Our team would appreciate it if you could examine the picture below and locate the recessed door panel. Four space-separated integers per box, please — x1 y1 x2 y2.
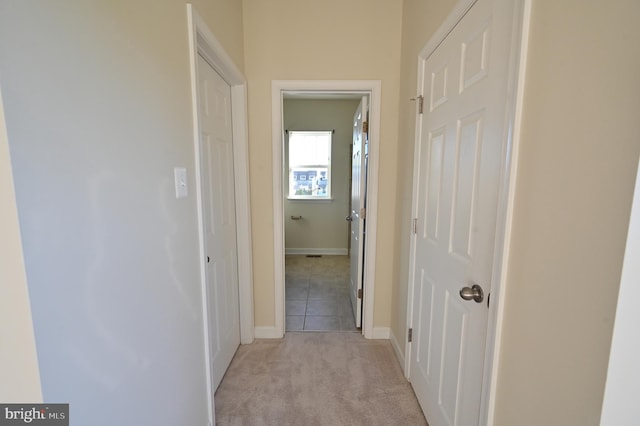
431 63 449 112
460 23 491 92
416 269 437 379
438 292 469 425
450 111 484 261
425 129 446 241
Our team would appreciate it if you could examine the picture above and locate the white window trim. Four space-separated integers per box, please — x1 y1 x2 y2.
286 130 333 200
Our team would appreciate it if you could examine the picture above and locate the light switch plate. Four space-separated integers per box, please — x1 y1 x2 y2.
174 167 188 198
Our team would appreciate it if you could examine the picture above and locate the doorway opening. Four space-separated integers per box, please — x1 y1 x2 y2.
282 96 364 332
272 81 381 339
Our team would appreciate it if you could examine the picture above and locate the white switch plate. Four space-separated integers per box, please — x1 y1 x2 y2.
174 167 188 198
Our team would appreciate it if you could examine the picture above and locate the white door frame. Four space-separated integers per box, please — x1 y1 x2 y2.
186 4 255 424
271 80 381 339
404 0 531 425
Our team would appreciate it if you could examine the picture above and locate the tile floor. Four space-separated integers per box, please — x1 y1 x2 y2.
285 255 358 332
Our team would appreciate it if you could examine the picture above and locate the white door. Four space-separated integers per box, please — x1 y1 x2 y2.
409 0 517 424
348 97 368 329
197 54 240 390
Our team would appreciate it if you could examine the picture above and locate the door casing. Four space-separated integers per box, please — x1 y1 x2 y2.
404 0 531 424
271 80 382 339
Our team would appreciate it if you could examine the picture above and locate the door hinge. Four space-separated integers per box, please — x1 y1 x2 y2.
411 95 424 114
360 207 366 219
358 288 363 299
408 328 413 343
412 218 418 234
362 120 368 134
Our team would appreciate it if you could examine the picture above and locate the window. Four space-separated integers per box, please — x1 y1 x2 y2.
288 131 332 199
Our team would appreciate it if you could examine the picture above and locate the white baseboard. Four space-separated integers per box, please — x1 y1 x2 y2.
254 326 284 339
284 248 348 256
390 329 406 375
369 326 390 339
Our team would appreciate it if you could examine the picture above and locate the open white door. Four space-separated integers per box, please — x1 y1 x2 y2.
348 97 368 329
408 0 521 424
197 54 240 390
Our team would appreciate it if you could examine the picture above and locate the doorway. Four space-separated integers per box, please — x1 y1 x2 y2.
282 95 364 332
272 80 381 338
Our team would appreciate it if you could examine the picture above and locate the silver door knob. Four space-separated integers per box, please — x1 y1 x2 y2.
459 284 484 303
345 215 353 222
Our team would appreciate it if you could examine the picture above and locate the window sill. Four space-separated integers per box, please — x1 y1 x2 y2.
287 197 334 203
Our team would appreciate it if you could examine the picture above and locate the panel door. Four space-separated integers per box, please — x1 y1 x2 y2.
197 54 240 390
409 0 517 424
349 97 368 329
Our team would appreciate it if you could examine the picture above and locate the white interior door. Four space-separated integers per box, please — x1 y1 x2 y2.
409 0 516 424
349 97 368 329
197 54 240 390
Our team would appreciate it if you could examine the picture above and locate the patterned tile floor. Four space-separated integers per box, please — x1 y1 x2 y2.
285 255 358 332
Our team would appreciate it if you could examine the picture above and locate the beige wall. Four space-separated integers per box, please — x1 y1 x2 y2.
394 0 640 425
495 1 640 424
283 99 360 252
243 0 403 328
191 0 245 71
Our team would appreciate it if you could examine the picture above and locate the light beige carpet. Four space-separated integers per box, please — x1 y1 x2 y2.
214 332 428 426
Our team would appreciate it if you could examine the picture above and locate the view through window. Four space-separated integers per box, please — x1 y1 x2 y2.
288 131 332 199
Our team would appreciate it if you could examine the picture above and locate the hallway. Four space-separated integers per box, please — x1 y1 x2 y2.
214 257 423 424
214 332 427 425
